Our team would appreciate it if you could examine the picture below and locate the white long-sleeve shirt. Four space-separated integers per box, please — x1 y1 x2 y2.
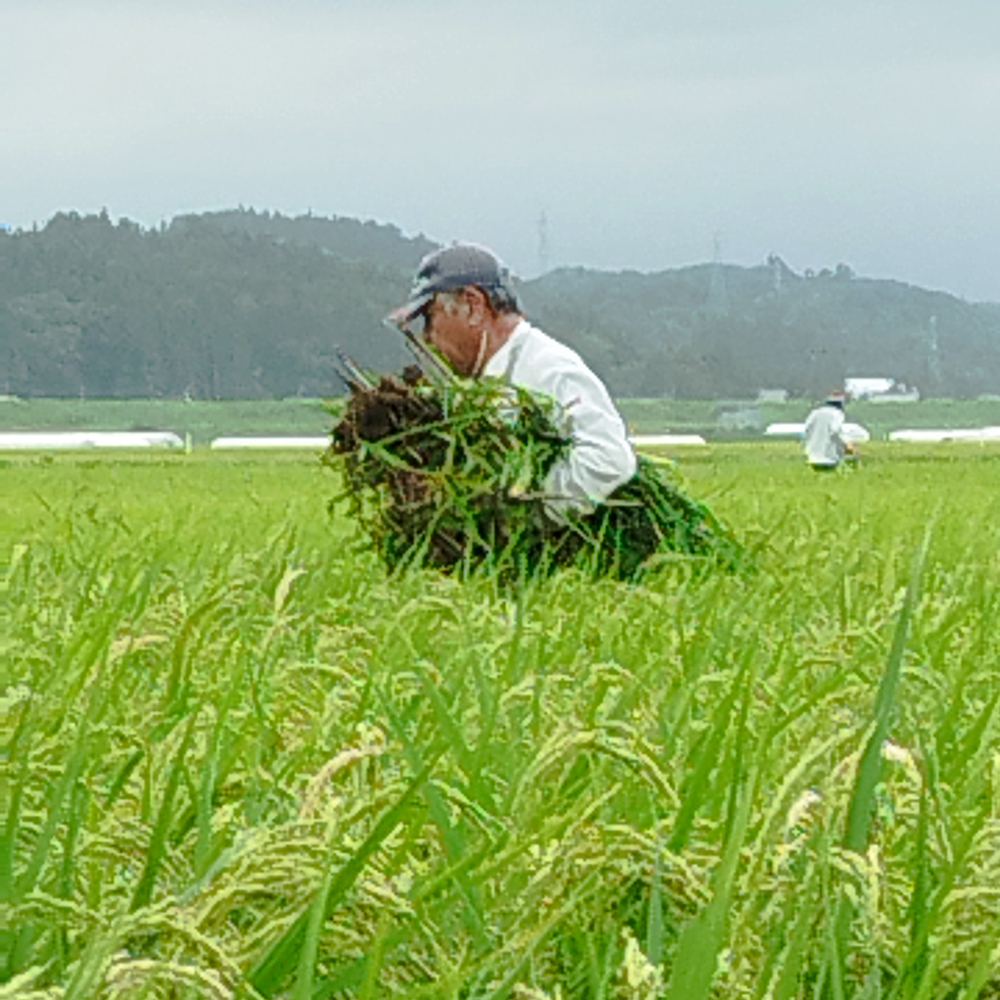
482 320 637 515
803 404 846 466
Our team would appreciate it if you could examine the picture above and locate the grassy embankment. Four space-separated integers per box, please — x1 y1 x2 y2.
4 444 1000 998
3 396 1000 442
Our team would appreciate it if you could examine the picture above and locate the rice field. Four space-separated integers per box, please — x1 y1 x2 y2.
4 442 1000 999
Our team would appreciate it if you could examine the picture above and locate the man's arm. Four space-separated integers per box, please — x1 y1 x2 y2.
539 368 637 516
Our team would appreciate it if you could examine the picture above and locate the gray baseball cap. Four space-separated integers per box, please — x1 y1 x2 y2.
387 242 520 326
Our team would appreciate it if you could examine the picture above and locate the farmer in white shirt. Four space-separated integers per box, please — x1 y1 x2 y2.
387 242 637 517
803 392 855 470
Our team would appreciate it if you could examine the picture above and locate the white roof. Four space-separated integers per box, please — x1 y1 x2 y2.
0 431 183 450
210 436 329 449
846 377 895 395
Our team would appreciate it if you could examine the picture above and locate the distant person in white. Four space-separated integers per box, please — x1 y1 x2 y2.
803 392 854 470
387 242 637 517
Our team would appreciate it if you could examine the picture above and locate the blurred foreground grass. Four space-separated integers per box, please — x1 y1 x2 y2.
4 443 1000 998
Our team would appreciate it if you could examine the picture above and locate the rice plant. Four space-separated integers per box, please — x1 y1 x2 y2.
3 446 999 999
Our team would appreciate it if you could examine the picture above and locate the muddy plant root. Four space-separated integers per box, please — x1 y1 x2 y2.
326 370 744 580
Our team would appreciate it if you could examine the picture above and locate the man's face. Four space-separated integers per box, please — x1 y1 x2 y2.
423 291 482 377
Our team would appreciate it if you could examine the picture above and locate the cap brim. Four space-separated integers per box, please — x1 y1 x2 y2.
386 293 434 328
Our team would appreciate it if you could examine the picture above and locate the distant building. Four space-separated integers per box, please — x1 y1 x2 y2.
845 377 919 403
757 389 789 403
0 222 11 232
845 377 895 399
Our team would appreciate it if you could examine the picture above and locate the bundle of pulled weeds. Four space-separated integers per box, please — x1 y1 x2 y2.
325 367 744 580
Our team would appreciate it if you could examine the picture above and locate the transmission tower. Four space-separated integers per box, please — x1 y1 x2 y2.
537 211 550 275
927 315 941 386
708 230 729 315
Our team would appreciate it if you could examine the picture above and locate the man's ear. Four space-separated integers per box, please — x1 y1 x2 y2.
463 286 490 326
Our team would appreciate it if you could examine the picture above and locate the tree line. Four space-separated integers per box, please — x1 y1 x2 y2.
3 208 998 399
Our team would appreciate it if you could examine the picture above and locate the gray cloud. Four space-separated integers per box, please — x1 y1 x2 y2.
3 0 998 300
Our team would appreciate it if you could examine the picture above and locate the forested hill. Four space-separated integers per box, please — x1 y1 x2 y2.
1 211 421 399
520 260 1000 399
170 208 438 269
3 210 999 399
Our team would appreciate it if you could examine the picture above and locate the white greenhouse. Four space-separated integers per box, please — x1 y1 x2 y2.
888 427 1000 443
0 431 183 450
764 423 870 442
210 436 330 449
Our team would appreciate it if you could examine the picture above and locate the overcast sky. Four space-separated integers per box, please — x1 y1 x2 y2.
4 0 999 301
